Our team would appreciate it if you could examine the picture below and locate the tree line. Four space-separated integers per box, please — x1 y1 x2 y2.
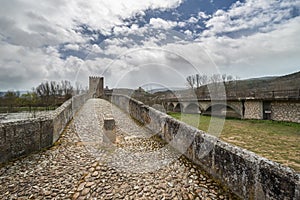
186 73 238 89
0 80 86 112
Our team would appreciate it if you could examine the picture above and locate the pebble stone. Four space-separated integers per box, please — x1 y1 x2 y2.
0 99 239 200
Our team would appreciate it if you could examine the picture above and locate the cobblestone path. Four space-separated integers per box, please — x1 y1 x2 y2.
0 99 238 200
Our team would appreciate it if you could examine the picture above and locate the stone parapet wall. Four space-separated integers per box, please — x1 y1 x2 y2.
244 100 263 119
0 119 53 164
52 99 73 143
0 93 89 164
271 101 300 123
110 94 300 200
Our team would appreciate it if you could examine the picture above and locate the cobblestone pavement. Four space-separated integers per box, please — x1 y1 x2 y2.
0 99 239 200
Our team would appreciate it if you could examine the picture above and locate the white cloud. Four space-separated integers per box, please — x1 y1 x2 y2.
0 0 183 48
198 16 300 77
198 11 210 19
204 0 300 36
149 18 178 29
87 0 300 86
0 0 184 90
178 21 186 27
184 30 193 36
64 44 80 51
187 17 198 23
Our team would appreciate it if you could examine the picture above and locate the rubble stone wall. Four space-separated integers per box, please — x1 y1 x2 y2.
271 101 300 123
244 100 263 119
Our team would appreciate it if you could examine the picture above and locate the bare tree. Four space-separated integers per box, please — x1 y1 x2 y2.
61 80 73 99
187 74 210 89
222 74 227 82
200 74 208 86
36 81 51 105
195 74 200 88
186 75 195 89
227 75 233 82
75 82 83 95
50 81 59 97
210 74 222 84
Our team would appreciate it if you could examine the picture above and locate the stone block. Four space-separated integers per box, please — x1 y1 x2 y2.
40 119 53 149
22 121 40 154
104 117 115 130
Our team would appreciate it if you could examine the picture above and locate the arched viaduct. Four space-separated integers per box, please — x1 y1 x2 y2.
162 97 300 122
164 100 244 118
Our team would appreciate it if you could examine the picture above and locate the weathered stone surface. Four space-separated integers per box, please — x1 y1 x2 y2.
257 158 300 199
271 101 300 123
244 100 263 119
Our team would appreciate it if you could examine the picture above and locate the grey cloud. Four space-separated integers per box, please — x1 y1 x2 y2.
0 17 62 47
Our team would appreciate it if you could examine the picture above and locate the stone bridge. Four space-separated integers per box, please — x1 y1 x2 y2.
1 77 299 199
0 99 238 200
164 99 243 118
162 95 300 123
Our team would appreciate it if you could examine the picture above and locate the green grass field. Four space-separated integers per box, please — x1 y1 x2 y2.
169 112 300 172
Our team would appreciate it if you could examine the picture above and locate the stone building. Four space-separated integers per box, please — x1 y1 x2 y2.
89 76 104 98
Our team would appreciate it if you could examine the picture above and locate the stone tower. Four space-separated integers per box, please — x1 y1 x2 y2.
89 76 104 98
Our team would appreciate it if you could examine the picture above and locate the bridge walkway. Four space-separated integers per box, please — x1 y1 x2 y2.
0 99 238 200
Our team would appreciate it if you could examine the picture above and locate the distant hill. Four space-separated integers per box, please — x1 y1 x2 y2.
231 70 300 92
150 70 300 99
146 87 186 94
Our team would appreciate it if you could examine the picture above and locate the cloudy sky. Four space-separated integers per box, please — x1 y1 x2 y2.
0 0 299 90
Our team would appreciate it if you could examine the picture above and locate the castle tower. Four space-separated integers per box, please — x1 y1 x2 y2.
89 76 104 98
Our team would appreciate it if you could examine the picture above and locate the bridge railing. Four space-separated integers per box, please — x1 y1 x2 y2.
163 89 300 101
229 89 300 100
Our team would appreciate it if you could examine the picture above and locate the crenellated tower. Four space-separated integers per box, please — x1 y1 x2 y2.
89 76 104 98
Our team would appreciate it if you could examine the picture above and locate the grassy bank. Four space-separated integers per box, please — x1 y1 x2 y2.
169 112 300 172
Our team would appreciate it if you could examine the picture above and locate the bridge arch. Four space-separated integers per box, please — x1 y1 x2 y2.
167 103 175 112
174 103 183 112
203 104 242 118
184 103 200 114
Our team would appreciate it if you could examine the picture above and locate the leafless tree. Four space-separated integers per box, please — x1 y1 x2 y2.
50 81 59 97
210 74 222 84
75 82 83 95
227 75 233 82
36 81 51 105
61 80 73 99
195 74 200 88
222 74 227 82
186 75 195 89
187 74 210 89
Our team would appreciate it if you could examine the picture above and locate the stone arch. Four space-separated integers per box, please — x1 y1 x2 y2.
203 104 242 118
174 103 183 113
167 103 175 112
184 103 200 114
